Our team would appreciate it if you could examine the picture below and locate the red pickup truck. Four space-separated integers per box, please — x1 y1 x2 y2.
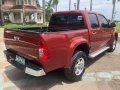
4 10 118 81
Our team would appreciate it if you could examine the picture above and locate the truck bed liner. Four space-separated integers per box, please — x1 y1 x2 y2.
6 27 77 34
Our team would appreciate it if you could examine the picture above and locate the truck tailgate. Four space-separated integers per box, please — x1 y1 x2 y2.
4 29 41 62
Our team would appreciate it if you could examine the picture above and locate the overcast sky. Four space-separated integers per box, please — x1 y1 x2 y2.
39 0 120 20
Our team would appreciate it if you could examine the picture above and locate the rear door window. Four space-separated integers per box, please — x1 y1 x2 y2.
68 14 85 26
88 13 99 28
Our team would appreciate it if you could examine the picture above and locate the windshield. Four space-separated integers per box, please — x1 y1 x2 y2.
50 13 85 27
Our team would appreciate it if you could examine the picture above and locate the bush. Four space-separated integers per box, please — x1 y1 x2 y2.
26 22 37 24
5 20 11 23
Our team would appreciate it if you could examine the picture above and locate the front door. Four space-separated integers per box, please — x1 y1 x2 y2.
98 14 112 47
88 13 104 53
14 13 21 23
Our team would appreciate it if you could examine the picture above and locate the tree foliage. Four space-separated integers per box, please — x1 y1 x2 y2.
45 0 59 21
53 0 59 12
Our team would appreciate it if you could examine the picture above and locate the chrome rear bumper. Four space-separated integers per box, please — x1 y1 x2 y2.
25 67 46 77
5 50 46 77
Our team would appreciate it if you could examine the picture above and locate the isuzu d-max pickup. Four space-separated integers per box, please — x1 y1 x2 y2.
4 10 118 81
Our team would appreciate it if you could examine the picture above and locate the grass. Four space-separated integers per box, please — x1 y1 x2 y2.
116 23 120 33
0 23 48 28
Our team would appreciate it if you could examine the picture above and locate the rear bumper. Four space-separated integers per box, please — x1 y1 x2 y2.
4 50 46 77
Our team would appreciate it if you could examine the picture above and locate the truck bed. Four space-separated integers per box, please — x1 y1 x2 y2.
4 26 89 72
6 27 85 34
6 27 48 33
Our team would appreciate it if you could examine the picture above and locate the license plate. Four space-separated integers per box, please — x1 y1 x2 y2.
15 55 25 65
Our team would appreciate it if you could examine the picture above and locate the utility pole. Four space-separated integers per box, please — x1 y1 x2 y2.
0 0 4 26
42 0 45 23
74 3 77 10
111 0 116 22
90 0 93 11
69 0 71 11
77 0 80 10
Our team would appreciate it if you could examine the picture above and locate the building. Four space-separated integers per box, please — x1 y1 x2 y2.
1 0 43 24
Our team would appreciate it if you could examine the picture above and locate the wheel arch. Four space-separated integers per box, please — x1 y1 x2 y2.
74 43 90 56
65 40 90 68
115 32 118 41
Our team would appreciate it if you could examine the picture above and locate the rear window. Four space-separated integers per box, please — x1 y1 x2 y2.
50 13 85 27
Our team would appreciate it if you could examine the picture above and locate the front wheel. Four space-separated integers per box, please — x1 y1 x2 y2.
108 38 117 52
64 51 87 81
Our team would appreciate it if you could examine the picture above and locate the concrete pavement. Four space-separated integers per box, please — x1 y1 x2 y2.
0 28 120 90
118 33 120 41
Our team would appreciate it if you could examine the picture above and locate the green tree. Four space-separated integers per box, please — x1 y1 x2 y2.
36 0 40 7
45 0 54 21
53 0 59 12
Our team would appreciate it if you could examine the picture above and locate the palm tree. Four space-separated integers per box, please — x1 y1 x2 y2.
45 0 54 21
53 0 59 12
77 0 80 10
74 3 77 10
0 0 4 26
22 0 25 25
90 0 93 11
69 0 71 10
42 0 46 23
111 0 120 21
36 0 40 7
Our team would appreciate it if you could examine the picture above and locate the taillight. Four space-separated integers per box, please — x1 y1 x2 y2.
38 43 48 62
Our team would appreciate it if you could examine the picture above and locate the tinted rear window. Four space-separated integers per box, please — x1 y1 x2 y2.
50 13 85 27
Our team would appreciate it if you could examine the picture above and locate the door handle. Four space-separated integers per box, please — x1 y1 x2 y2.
92 32 96 35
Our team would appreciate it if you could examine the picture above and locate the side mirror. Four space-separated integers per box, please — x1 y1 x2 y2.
108 19 110 23
110 23 116 27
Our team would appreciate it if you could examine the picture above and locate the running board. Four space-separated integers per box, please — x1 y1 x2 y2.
89 47 110 58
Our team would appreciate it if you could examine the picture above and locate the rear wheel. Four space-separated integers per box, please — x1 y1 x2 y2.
108 38 117 52
64 51 87 81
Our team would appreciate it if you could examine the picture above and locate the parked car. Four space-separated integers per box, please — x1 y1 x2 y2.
4 10 118 81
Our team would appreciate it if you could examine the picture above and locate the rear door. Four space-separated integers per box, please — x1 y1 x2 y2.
88 13 104 53
98 14 112 46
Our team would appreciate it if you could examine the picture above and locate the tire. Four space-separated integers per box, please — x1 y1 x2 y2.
108 38 117 52
64 51 87 81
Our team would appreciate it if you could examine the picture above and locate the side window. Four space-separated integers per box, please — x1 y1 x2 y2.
68 14 85 26
88 13 99 28
99 15 109 28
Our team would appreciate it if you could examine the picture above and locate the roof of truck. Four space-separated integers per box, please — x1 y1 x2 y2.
53 10 99 15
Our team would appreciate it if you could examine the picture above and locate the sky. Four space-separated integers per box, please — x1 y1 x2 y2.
39 0 120 20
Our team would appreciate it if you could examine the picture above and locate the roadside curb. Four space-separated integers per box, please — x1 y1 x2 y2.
82 71 120 81
118 33 120 40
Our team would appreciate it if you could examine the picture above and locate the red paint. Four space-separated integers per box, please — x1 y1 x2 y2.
4 10 117 73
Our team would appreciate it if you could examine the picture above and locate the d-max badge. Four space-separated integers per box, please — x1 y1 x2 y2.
14 36 20 41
